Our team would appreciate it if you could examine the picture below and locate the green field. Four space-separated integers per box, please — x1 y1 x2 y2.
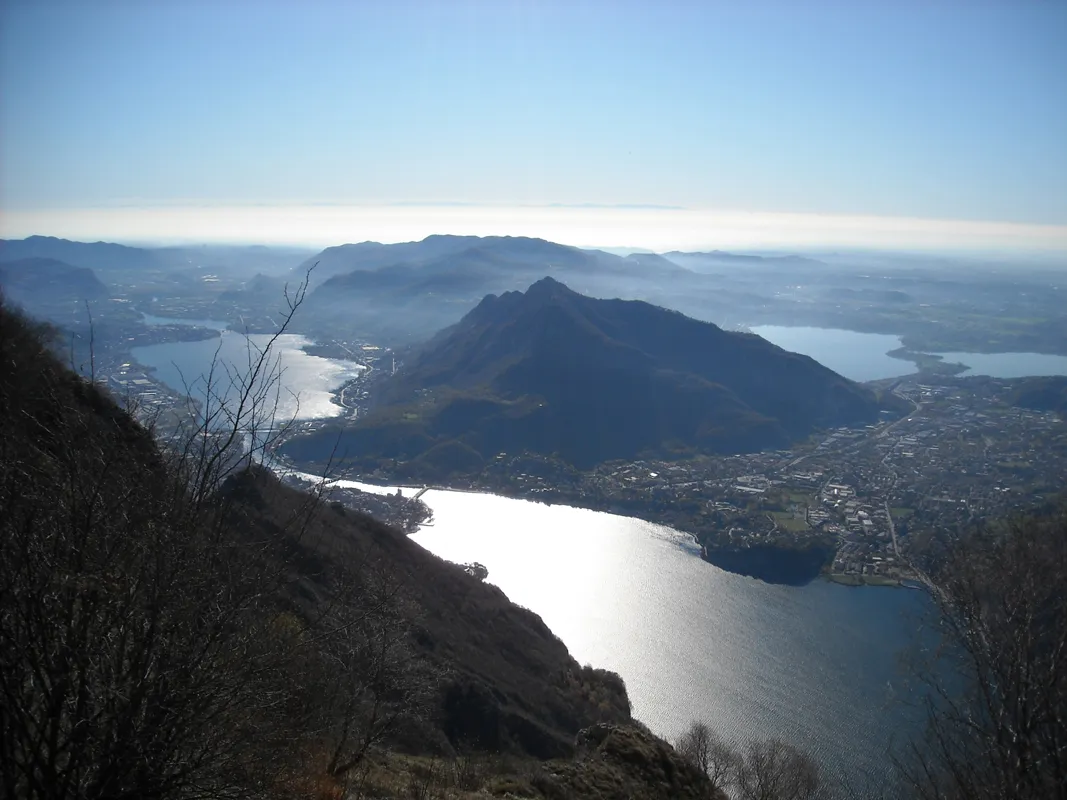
771 511 810 532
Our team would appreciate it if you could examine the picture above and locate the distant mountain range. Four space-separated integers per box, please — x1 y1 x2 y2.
1 234 848 344
1 234 881 348
282 277 899 475
0 236 314 278
298 234 690 283
0 236 161 272
297 235 700 341
663 250 826 272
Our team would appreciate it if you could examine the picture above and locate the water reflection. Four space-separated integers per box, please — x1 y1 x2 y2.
132 332 363 421
402 489 928 789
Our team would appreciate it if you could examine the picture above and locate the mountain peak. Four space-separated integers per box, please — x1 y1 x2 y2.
524 275 575 299
299 282 895 472
518 275 580 307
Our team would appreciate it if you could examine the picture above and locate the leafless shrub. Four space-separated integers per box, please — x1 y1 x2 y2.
0 279 430 799
676 721 828 800
897 513 1067 800
676 720 741 793
734 738 828 800
316 559 437 781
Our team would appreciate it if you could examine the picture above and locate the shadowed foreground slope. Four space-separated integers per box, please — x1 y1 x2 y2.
0 298 719 799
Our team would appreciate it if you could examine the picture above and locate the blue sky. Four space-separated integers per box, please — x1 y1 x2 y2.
2 0 1065 250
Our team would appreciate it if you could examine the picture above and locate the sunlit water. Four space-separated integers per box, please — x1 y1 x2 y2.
306 481 929 789
132 331 363 420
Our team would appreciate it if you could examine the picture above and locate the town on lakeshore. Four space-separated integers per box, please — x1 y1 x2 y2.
276 352 1066 587
6 2 1067 793
77 313 1067 588
11 235 1067 587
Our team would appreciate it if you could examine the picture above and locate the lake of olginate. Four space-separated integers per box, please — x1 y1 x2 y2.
133 331 363 421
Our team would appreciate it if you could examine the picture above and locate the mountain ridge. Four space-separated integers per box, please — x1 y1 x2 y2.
0 235 161 271
0 257 110 320
281 277 897 474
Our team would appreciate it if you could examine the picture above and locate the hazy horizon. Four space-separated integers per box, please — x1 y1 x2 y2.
4 203 1067 257
2 1 1064 257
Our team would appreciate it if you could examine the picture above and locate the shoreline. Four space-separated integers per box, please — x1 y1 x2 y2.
825 572 908 589
317 472 907 589
884 347 969 376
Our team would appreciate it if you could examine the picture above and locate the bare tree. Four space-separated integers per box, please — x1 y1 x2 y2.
164 270 315 512
898 512 1067 800
677 720 741 792
0 279 430 799
734 739 828 800
316 558 436 781
0 290 322 798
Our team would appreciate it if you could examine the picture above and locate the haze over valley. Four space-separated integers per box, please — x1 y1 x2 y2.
3 2 1066 798
5 228 1067 796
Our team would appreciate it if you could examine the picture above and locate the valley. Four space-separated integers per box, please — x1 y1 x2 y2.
4 4 1065 795
7 235 1065 589
281 371 1067 586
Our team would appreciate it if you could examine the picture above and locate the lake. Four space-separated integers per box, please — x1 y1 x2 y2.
314 480 931 790
154 320 943 789
933 351 1067 379
139 312 230 330
751 326 912 382
752 325 1067 381
132 329 363 421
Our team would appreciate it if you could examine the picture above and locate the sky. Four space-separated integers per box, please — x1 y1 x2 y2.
2 0 1066 252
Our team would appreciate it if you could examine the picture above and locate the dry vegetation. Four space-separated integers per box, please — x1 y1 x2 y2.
3 286 1064 800
0 296 639 799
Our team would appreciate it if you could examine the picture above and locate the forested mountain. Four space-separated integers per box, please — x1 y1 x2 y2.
282 278 898 475
1010 375 1067 416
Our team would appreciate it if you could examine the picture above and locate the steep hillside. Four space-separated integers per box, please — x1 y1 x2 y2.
283 278 896 474
0 299 649 798
232 471 633 758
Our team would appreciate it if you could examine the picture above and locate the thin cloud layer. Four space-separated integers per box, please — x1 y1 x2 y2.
3 205 1066 254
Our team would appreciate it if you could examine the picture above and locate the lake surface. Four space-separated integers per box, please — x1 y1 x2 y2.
752 325 1067 381
140 312 230 330
933 351 1067 378
133 331 363 420
342 485 929 790
751 326 912 382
